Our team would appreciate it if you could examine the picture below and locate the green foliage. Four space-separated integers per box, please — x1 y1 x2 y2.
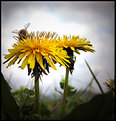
1 73 21 120
60 78 77 97
12 86 51 120
13 87 35 107
1 58 115 120
64 91 114 120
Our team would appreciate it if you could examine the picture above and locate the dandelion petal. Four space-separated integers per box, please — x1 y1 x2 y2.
21 56 28 69
36 52 45 70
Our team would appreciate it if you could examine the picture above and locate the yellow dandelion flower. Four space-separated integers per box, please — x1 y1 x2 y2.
57 35 95 54
104 78 115 92
3 31 70 77
56 35 95 74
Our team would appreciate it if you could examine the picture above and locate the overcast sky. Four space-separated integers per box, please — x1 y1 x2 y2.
1 1 114 96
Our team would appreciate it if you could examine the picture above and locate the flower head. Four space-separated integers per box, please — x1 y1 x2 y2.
104 78 115 92
57 35 95 54
57 35 95 73
3 32 70 77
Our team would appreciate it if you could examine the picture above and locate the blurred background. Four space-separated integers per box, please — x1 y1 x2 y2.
1 1 114 96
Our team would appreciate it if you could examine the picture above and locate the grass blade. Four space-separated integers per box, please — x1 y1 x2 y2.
85 60 104 94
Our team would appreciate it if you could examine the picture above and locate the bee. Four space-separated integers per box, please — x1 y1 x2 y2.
12 23 30 41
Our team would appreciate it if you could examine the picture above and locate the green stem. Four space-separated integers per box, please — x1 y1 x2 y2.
60 68 69 119
34 74 40 114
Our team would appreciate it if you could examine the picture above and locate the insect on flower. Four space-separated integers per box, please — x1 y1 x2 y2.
4 23 70 78
12 23 30 41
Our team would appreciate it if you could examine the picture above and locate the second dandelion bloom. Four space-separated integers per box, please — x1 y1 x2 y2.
57 35 95 53
56 35 95 73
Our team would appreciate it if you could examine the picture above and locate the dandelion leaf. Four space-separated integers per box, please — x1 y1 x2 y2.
64 92 114 120
1 73 21 120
